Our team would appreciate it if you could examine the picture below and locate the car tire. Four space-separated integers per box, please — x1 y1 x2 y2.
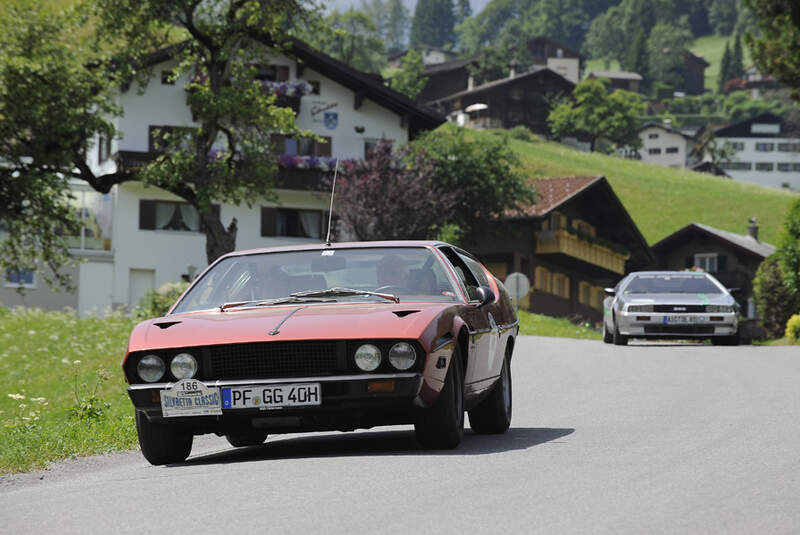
135 410 193 465
468 350 512 434
612 322 628 346
602 321 613 343
712 332 740 346
415 347 464 449
226 431 269 447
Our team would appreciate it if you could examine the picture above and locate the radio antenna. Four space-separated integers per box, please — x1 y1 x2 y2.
325 158 339 246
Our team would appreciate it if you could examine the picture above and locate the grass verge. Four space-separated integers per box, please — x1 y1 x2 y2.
0 307 139 474
517 310 601 340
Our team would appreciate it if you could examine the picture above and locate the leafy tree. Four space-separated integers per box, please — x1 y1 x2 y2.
744 0 800 102
467 18 532 85
719 40 733 92
410 0 456 49
732 32 744 79
647 19 694 88
548 78 645 152
753 254 800 338
455 0 522 55
390 49 428 99
306 9 387 73
777 199 800 299
709 0 739 35
622 27 649 82
690 127 736 165
333 140 456 240
0 0 314 287
721 90 784 121
408 126 534 243
583 5 627 68
384 0 410 55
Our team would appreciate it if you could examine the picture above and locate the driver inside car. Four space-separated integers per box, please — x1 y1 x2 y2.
376 254 410 289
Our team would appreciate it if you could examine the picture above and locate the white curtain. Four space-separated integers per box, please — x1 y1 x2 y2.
180 204 201 231
299 211 321 238
155 203 175 230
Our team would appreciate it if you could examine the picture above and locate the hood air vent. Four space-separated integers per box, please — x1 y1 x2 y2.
153 321 182 330
393 310 420 318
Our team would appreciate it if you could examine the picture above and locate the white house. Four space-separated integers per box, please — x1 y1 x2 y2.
0 39 444 315
714 112 800 190
636 121 699 169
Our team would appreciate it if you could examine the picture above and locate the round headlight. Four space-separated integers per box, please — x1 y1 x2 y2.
170 353 198 379
354 344 382 372
137 354 165 383
388 342 417 371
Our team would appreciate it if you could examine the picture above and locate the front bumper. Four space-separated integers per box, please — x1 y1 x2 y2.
616 311 738 338
128 373 426 435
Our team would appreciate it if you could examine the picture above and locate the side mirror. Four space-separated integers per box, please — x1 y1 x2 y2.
475 285 495 307
604 287 616 296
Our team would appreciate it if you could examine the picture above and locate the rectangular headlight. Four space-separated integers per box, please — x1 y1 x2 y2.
706 305 733 313
627 304 653 312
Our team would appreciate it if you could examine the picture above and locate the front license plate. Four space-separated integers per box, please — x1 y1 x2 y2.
665 315 705 324
221 383 321 410
161 379 222 417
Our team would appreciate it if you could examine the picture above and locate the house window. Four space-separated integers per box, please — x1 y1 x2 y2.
261 207 325 239
139 200 217 232
549 212 567 230
793 163 800 171
277 135 332 157
578 281 591 305
648 134 659 139
98 134 111 164
778 142 800 152
255 64 290 82
648 148 662 155
778 163 792 172
729 142 745 151
364 138 379 156
161 70 175 85
534 266 550 293
552 273 570 298
309 81 321 95
5 268 35 289
719 161 753 170
755 162 774 171
593 287 605 310
694 253 718 273
666 147 679 154
755 142 775 152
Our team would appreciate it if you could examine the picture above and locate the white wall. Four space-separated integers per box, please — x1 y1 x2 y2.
716 136 800 190
78 260 114 316
547 58 579 84
638 126 694 168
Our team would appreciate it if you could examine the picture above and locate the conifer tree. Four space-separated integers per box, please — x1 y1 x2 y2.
623 27 648 85
732 32 744 79
719 41 732 93
385 0 409 55
410 0 456 48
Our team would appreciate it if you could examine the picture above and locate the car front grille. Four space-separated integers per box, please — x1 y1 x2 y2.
208 341 343 380
653 305 707 313
644 325 715 335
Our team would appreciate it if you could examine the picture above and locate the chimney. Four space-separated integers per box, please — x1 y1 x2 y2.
663 118 672 129
509 59 519 78
467 74 474 90
747 217 759 241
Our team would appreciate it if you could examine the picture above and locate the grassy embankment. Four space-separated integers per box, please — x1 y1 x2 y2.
0 308 138 473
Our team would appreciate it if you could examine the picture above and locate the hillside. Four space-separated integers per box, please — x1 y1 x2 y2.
480 130 798 246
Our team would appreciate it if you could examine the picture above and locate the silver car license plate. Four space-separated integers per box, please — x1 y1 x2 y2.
665 315 705 324
221 383 321 410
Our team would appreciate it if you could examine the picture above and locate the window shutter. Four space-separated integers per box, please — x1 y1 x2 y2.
717 255 727 272
685 256 693 268
277 66 289 82
139 200 156 230
315 137 332 157
261 207 277 236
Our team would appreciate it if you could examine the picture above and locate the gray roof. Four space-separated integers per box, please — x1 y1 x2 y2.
653 222 776 258
588 70 643 81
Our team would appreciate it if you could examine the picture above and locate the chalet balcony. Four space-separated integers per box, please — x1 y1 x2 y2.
275 167 330 191
116 150 159 170
465 117 504 130
535 229 629 275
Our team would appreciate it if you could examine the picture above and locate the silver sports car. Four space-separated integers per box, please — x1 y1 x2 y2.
602 271 740 346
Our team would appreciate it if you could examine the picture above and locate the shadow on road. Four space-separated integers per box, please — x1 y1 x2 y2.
175 427 574 467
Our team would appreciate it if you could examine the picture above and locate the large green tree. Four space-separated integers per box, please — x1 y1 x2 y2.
390 49 428 99
0 0 313 285
303 9 387 73
548 78 645 152
410 0 456 49
745 0 800 102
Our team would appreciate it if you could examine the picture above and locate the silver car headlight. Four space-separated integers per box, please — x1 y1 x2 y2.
354 344 382 372
170 353 198 379
388 342 416 371
627 304 654 312
707 305 734 313
137 354 165 383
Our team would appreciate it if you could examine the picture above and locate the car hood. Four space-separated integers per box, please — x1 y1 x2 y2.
127 301 453 353
621 293 734 305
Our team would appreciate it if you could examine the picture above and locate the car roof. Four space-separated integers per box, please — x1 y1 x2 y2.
222 240 451 258
627 270 712 277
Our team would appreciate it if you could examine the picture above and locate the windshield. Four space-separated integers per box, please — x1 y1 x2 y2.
172 247 460 313
623 273 722 294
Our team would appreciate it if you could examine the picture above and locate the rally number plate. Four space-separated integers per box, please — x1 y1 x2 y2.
161 379 222 417
222 383 321 410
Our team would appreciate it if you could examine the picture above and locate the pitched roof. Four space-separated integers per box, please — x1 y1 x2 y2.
509 175 601 217
588 71 643 81
639 121 698 140
714 112 788 138
139 37 445 137
422 56 478 75
652 222 776 258
429 67 573 104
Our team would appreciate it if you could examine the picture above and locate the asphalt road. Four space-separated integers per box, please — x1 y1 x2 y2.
2 336 800 534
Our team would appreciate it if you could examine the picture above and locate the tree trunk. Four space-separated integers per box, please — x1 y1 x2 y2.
200 210 238 264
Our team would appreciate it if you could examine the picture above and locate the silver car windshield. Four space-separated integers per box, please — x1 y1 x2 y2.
623 274 722 294
172 247 460 313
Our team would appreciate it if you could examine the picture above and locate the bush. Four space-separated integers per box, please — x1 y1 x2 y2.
508 125 539 142
753 255 800 338
786 314 800 343
133 281 189 320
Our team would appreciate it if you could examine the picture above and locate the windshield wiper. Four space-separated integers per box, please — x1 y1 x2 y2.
219 296 333 311
289 287 400 303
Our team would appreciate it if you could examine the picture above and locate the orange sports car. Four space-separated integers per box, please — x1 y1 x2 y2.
123 241 519 465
